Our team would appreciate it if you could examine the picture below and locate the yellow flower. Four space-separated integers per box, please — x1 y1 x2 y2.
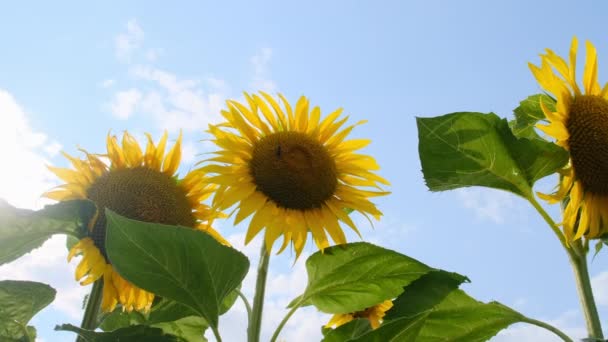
529 37 608 241
325 300 393 330
45 131 227 312
200 92 389 257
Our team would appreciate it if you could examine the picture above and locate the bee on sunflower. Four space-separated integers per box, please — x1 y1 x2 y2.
45 131 227 312
200 92 389 257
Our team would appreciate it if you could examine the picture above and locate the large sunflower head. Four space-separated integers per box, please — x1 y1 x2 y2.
45 131 227 312
325 300 393 330
200 92 389 258
529 37 608 241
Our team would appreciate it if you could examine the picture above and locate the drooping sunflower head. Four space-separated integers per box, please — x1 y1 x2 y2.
325 300 393 330
200 92 389 257
529 37 608 241
45 131 227 312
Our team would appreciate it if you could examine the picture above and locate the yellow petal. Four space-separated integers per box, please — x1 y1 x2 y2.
122 131 144 167
163 131 183 175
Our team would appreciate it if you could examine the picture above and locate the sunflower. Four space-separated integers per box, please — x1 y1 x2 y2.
529 37 608 241
45 131 227 312
325 300 393 330
200 92 389 257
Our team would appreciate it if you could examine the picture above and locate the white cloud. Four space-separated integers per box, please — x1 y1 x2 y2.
100 79 115 88
109 88 142 119
251 48 277 92
126 65 225 132
145 48 163 62
115 19 144 62
592 271 608 306
455 188 518 224
0 89 60 209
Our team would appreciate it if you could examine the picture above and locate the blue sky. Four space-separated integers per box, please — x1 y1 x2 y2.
2 1 608 341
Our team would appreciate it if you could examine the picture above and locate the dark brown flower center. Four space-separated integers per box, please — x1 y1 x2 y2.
249 131 337 210
567 95 608 195
86 167 195 258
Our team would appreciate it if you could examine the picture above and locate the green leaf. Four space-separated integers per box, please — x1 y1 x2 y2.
55 323 180 342
219 288 240 315
0 280 56 341
417 112 568 197
105 210 249 330
294 242 431 314
0 199 96 265
151 316 208 342
385 270 468 321
510 94 556 139
415 290 526 341
322 320 372 342
352 314 429 342
148 299 198 325
99 311 146 331
322 270 468 342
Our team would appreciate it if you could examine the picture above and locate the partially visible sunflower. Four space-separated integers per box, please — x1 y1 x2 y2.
530 37 608 241
45 131 227 312
200 92 389 257
325 300 393 330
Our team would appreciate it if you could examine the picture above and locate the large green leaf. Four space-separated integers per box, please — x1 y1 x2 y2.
99 311 146 331
322 270 468 341
322 320 373 342
105 210 249 330
417 112 568 197
353 314 429 342
510 94 555 139
415 290 525 341
152 316 208 342
55 323 180 342
385 270 468 321
0 199 96 265
293 242 431 314
0 280 56 341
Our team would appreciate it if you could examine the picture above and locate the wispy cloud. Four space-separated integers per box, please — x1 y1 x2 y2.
250 47 277 92
109 88 142 120
115 19 144 62
0 89 60 209
455 188 519 224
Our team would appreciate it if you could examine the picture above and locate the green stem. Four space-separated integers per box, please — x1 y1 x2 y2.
211 326 223 342
528 196 568 250
248 242 270 342
529 196 604 339
76 280 103 342
269 299 303 342
568 241 604 340
521 317 573 342
236 288 253 321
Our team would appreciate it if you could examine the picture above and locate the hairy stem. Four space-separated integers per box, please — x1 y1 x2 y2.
568 241 604 340
529 196 603 339
247 242 270 342
76 280 103 342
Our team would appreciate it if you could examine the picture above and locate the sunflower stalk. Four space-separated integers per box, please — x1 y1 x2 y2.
530 196 604 339
568 241 604 340
76 280 103 342
248 242 271 342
